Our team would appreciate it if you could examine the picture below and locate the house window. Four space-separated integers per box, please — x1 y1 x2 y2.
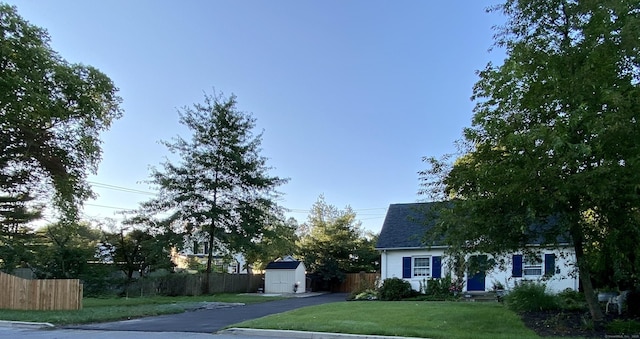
523 254 542 276
413 257 431 277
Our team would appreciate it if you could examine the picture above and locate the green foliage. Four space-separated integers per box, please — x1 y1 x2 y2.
0 4 122 221
244 216 299 271
32 222 102 279
298 195 378 289
420 0 640 321
350 289 378 301
606 319 640 335
135 92 286 282
102 225 175 282
378 278 413 301
556 288 586 311
626 289 640 318
425 276 452 297
504 281 559 313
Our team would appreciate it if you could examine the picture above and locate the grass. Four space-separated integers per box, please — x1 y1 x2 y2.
231 301 587 339
0 294 283 325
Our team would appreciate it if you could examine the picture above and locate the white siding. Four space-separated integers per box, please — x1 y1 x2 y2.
265 269 296 293
294 263 306 293
380 247 578 293
264 262 306 294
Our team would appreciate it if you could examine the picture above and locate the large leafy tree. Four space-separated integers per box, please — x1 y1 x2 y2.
138 92 286 292
0 4 122 221
243 213 299 272
33 221 102 279
102 226 175 283
421 0 639 322
298 196 377 290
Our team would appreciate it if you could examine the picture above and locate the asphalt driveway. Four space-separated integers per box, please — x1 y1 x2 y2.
64 293 347 333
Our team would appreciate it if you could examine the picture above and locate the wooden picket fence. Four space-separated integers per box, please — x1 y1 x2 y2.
0 272 83 310
335 272 380 293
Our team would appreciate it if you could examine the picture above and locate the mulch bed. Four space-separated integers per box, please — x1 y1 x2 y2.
521 310 637 338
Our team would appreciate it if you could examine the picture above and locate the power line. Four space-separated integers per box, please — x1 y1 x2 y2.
84 203 135 211
88 181 156 196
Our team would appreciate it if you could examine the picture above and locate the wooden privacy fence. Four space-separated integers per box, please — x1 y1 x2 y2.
335 272 380 293
0 272 83 310
125 273 264 297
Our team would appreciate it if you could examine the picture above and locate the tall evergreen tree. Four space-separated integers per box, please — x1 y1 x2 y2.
298 196 372 290
421 0 639 322
139 92 286 292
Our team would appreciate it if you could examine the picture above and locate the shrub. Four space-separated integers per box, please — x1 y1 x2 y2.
626 289 640 318
504 281 559 312
425 275 453 297
353 289 378 300
606 319 640 335
556 288 586 311
378 278 413 301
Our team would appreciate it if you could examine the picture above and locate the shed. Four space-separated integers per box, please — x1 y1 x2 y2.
264 256 306 294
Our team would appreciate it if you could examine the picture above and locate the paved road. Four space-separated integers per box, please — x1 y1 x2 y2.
0 327 288 339
64 293 347 333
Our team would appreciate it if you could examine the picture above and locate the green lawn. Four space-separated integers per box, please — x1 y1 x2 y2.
231 301 587 339
0 294 282 325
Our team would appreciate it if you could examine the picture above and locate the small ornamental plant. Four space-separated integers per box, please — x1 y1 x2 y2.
450 279 464 295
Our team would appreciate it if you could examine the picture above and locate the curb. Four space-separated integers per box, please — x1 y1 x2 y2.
221 328 427 339
0 320 55 329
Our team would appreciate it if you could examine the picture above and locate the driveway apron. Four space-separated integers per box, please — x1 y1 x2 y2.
64 293 347 333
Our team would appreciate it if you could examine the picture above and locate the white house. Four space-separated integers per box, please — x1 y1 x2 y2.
172 232 249 274
264 256 306 294
376 203 579 293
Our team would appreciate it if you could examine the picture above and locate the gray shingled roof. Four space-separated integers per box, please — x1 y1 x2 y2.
375 202 570 250
265 260 302 270
375 202 442 249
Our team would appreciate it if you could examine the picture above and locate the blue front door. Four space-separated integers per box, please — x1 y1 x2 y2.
467 255 487 291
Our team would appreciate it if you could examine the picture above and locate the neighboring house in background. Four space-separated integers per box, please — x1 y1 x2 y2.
375 203 579 293
264 255 306 294
171 233 248 274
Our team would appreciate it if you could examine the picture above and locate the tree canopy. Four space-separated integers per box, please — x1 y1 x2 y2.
0 4 122 221
421 0 639 322
298 196 379 289
136 92 286 290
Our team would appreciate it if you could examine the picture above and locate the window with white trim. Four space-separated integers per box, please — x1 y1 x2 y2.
413 256 431 277
523 254 542 276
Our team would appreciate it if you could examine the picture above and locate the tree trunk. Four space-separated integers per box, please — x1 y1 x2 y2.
203 229 215 295
570 223 603 323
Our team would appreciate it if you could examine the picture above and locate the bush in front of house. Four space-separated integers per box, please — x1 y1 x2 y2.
353 289 378 300
378 277 414 301
556 288 586 311
504 281 559 312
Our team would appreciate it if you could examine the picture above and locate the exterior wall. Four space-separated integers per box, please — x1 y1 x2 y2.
265 265 306 293
294 264 306 293
265 269 296 293
379 247 578 293
380 248 448 292
488 248 578 293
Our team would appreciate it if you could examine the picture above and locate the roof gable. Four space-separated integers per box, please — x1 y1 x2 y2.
265 256 303 270
375 202 570 250
375 203 439 249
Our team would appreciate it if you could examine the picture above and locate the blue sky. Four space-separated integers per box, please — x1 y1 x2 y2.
8 1 505 233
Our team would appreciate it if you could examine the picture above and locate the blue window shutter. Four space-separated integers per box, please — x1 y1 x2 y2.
432 256 442 278
512 254 523 277
402 257 411 278
545 254 556 276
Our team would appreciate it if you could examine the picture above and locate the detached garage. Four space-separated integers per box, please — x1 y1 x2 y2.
264 256 306 294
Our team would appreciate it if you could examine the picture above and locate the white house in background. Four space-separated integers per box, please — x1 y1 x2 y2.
375 203 579 293
264 256 306 294
172 233 249 274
